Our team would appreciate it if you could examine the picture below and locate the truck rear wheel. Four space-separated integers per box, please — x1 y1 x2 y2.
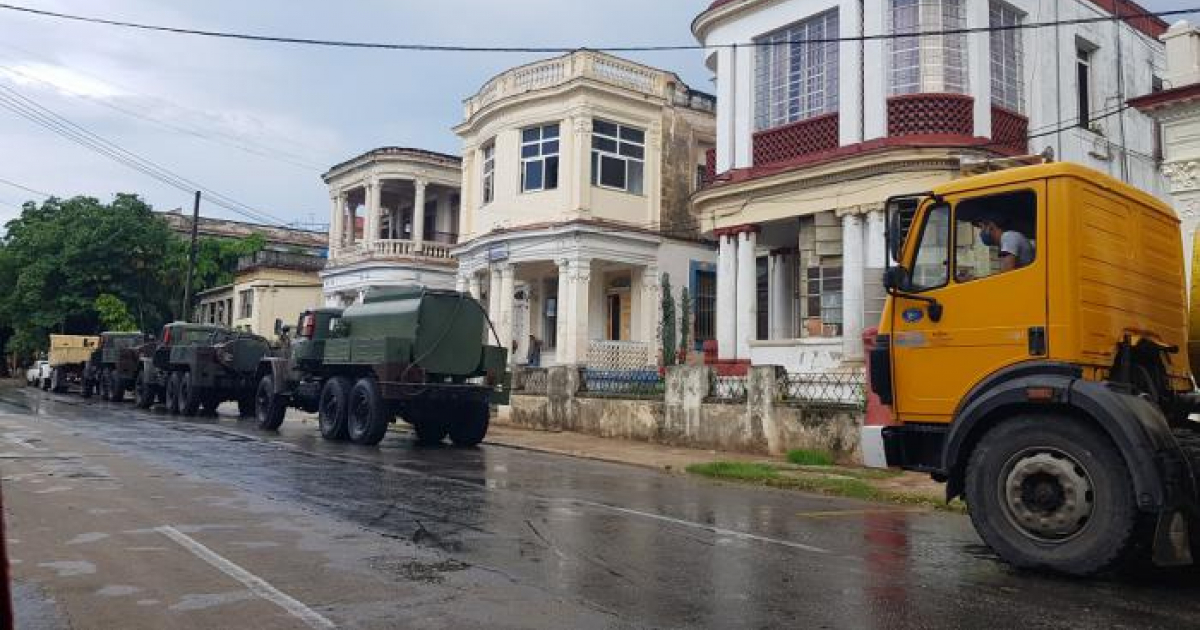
81 373 94 399
255 375 286 431
164 372 181 414
98 368 112 401
448 401 490 447
318 377 352 441
179 372 201 416
109 370 125 403
347 378 389 446
134 371 155 409
50 368 64 393
965 415 1139 576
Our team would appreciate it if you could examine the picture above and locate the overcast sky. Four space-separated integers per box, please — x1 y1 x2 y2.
0 1 1194 229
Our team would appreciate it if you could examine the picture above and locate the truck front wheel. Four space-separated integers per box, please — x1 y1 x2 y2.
318 377 352 440
255 375 286 431
164 372 181 414
134 371 155 409
109 370 125 403
98 368 112 401
347 378 389 446
179 372 201 416
448 401 490 447
965 414 1139 576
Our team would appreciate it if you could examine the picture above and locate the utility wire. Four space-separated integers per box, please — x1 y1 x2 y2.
0 3 1192 53
0 83 290 226
0 176 49 198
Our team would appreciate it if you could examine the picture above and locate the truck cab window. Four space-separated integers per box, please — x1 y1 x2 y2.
955 190 1037 282
908 204 951 291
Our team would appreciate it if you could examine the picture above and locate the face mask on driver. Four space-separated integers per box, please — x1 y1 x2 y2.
979 227 998 247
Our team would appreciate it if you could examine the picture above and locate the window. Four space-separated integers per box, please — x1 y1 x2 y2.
521 124 560 192
239 290 254 319
694 270 716 345
908 204 951 291
756 257 769 340
804 266 843 335
591 119 645 195
954 190 1037 281
481 142 495 205
889 0 967 95
544 278 558 348
990 2 1024 112
1152 75 1164 162
754 10 840 131
1076 44 1093 129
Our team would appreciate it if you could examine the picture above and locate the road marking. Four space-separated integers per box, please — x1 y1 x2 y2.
156 526 335 629
565 499 829 554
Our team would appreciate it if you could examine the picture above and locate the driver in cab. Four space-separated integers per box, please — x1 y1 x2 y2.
972 211 1034 273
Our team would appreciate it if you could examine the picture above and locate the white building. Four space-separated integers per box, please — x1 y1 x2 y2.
692 0 1169 372
1131 21 1200 281
452 50 718 368
321 148 463 306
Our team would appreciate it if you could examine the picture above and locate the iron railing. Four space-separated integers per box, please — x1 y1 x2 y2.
579 369 664 399
777 372 867 409
520 368 548 394
707 374 748 404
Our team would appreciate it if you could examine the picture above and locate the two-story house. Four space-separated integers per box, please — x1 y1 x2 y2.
321 148 463 306
451 50 717 368
692 0 1169 373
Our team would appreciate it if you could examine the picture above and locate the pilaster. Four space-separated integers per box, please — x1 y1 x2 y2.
842 213 865 361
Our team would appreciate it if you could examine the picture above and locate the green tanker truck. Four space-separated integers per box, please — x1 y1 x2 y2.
136 322 271 416
82 332 151 402
253 287 510 447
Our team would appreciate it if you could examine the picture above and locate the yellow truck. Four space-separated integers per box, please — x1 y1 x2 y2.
867 161 1200 575
44 334 99 393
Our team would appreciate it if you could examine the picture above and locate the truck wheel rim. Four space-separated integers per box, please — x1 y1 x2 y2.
257 384 271 422
1000 449 1095 542
349 393 368 434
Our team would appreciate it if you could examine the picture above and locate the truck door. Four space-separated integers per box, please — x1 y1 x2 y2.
891 184 1047 423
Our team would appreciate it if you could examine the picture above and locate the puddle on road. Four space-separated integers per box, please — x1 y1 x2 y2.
366 555 469 584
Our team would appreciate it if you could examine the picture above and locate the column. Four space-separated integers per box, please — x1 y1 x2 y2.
735 228 758 360
965 0 992 138
455 273 468 293
640 266 661 356
557 260 573 364
498 264 515 357
838 0 864 146
569 259 592 364
714 46 737 173
468 272 482 302
488 267 502 325
571 116 593 215
865 209 887 331
363 179 380 251
842 213 865 362
769 251 794 340
716 232 738 361
862 0 888 141
329 192 342 250
412 179 427 250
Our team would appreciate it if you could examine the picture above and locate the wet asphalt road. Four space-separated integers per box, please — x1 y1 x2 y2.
3 386 1200 629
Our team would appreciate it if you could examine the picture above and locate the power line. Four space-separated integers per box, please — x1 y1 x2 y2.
0 176 49 198
0 82 291 226
0 3 1192 53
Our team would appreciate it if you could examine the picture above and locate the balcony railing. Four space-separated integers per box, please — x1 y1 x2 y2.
237 250 327 273
990 105 1029 154
329 239 455 264
464 50 713 119
752 112 840 167
887 93 975 138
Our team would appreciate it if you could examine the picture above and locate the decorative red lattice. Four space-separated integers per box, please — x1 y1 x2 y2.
990 106 1029 155
703 147 717 185
887 94 974 138
752 112 840 167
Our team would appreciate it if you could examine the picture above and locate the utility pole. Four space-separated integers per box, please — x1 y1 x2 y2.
181 191 201 322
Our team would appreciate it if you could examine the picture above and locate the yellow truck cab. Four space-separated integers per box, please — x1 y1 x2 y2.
868 161 1200 575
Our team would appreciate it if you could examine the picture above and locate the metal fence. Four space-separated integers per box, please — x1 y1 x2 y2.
777 371 866 409
520 368 549 394
707 374 748 404
579 369 664 399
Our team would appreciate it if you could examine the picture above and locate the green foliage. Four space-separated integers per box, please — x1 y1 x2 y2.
786 449 835 466
686 461 778 481
659 273 676 367
95 294 139 332
678 285 691 361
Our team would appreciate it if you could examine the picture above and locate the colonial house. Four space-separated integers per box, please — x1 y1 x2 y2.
450 50 718 368
1131 21 1200 282
692 0 1169 373
194 250 325 338
321 148 463 306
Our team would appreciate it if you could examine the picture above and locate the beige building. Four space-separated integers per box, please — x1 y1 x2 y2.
195 251 325 338
451 50 717 368
321 148 463 306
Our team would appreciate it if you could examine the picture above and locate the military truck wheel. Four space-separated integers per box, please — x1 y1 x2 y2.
81 376 94 399
347 378 388 446
965 415 1139 576
109 371 125 403
448 402 490 447
318 377 352 441
164 372 182 414
179 372 201 416
255 376 286 431
134 371 155 409
50 368 65 393
98 368 112 401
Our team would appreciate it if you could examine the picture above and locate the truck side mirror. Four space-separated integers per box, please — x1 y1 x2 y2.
883 266 909 292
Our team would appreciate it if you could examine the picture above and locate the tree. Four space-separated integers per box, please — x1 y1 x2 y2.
659 273 677 367
95 294 139 332
678 285 691 363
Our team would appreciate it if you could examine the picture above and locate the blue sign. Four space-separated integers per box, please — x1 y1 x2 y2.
902 308 925 324
487 243 509 262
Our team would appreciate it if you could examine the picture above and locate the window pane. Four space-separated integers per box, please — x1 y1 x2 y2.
620 142 644 159
628 160 644 195
543 124 560 139
522 144 540 158
545 156 559 190
593 136 617 152
600 155 625 188
909 205 951 291
523 160 543 191
522 127 540 142
619 126 645 143
594 119 618 137
543 139 559 155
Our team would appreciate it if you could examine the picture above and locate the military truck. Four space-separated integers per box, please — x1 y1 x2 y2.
44 335 100 393
254 287 510 447
82 332 151 402
135 323 271 416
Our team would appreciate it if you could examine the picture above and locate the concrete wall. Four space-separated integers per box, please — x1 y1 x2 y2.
504 365 863 461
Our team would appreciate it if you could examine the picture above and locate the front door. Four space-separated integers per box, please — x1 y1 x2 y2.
891 183 1047 424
